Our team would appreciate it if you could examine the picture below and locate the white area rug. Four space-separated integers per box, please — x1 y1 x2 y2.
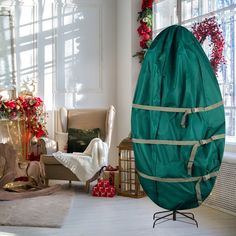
0 185 74 228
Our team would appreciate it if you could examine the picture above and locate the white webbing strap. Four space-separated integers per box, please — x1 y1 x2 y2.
137 170 218 206
132 101 223 128
195 172 219 205
132 133 225 176
187 134 225 175
137 170 218 183
187 143 200 175
195 178 203 205
132 138 199 146
132 134 225 146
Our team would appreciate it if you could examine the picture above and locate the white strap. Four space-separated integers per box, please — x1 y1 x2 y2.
132 134 225 146
137 170 218 183
187 134 225 175
132 101 223 113
132 138 198 145
132 134 225 177
133 101 223 128
195 178 203 205
137 170 218 206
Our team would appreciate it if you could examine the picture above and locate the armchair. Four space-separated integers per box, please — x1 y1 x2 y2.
39 106 115 191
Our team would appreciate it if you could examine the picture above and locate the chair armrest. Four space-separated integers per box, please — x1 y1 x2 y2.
38 137 57 155
105 105 116 148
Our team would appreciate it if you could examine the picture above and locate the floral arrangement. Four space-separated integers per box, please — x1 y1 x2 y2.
134 0 153 62
0 95 47 138
192 17 226 75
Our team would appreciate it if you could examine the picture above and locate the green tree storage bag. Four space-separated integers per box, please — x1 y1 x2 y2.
131 25 225 211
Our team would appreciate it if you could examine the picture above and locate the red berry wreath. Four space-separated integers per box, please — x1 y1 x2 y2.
192 17 226 75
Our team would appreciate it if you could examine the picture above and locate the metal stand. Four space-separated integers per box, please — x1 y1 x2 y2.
153 210 198 228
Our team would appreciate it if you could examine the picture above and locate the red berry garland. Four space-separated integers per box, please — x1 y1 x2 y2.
192 17 226 75
134 0 153 62
138 0 153 49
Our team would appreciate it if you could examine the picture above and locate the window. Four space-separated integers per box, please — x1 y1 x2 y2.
153 0 236 146
0 8 16 99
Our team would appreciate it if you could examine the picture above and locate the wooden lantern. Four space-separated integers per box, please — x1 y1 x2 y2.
118 137 145 198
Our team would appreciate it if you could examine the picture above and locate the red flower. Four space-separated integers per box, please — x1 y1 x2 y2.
21 101 28 108
5 100 16 109
34 97 43 107
17 97 28 108
142 0 153 10
35 128 46 138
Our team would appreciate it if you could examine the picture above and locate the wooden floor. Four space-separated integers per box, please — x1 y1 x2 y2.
0 181 236 236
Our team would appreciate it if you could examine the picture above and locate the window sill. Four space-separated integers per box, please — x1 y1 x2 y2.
223 152 236 164
224 142 236 152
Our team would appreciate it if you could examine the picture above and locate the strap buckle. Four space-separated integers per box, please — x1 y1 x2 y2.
191 108 198 113
203 174 211 181
210 135 217 141
199 139 207 145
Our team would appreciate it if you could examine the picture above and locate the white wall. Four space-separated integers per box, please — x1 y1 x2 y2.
131 0 142 96
116 0 140 144
51 0 117 110
116 0 131 144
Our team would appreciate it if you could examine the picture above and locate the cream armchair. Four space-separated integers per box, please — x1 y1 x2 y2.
39 106 115 191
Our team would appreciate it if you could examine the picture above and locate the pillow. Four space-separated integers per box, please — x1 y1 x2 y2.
55 131 68 153
67 128 100 153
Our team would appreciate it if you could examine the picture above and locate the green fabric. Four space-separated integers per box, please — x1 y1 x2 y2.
131 25 225 211
67 128 100 153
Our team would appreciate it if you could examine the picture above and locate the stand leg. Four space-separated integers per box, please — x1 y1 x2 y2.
173 211 176 221
175 211 198 227
153 210 198 228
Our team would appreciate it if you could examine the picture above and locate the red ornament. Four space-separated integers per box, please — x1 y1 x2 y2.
142 0 153 10
192 17 226 76
142 33 150 41
137 23 151 36
140 40 148 49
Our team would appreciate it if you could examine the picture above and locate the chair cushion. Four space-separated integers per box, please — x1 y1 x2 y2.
67 128 100 153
